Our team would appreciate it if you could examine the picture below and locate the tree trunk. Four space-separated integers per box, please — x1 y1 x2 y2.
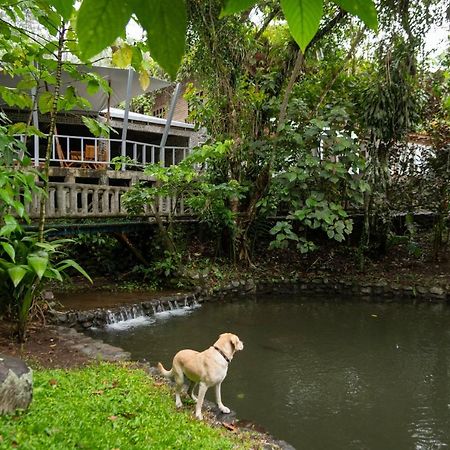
38 23 66 242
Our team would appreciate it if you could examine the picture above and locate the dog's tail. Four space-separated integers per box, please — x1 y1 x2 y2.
157 362 173 378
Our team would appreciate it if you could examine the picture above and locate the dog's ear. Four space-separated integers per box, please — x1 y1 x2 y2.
230 334 243 351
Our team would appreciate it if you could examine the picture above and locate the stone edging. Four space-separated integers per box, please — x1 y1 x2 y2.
50 293 199 329
210 277 449 302
52 326 131 361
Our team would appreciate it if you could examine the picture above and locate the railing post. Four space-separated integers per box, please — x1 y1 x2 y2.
121 68 134 171
159 82 182 167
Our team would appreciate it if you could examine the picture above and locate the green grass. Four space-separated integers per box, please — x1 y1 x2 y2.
0 363 252 450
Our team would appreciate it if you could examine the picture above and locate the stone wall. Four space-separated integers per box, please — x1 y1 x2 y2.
203 277 448 302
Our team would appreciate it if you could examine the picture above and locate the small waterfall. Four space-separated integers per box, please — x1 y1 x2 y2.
105 304 146 325
151 296 201 320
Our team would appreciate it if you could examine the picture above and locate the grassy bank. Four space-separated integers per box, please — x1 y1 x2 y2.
0 362 253 449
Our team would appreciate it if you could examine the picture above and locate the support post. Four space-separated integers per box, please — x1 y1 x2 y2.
121 68 133 171
159 82 181 167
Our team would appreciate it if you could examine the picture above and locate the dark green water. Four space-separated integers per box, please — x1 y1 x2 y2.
87 295 450 449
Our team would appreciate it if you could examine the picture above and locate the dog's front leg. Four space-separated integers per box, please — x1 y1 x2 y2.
195 382 208 420
214 383 230 414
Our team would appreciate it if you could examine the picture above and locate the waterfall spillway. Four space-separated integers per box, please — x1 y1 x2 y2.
102 296 201 330
105 304 148 328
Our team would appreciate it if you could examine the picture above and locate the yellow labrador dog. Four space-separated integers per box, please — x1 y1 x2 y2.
157 333 244 420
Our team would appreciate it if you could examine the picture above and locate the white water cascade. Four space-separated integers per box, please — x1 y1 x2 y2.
104 297 201 330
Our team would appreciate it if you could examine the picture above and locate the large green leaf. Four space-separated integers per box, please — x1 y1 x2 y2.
0 242 15 262
58 259 92 283
76 0 133 60
129 0 186 79
38 91 54 114
44 267 64 282
27 255 49 279
332 0 378 31
281 0 323 52
0 215 20 237
7 265 28 287
221 0 257 16
46 0 74 21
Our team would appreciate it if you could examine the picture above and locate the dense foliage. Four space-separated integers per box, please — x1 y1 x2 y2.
0 0 448 316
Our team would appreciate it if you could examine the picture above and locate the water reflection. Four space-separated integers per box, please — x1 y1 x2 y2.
87 295 450 450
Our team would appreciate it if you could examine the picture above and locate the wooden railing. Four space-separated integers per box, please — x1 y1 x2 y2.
26 182 187 219
22 134 191 169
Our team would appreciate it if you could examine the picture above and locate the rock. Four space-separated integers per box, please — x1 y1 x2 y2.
42 290 54 301
429 286 445 297
0 355 33 415
244 279 256 292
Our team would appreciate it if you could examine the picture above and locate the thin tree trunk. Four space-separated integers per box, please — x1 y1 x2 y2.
278 49 305 132
115 232 149 265
38 22 66 242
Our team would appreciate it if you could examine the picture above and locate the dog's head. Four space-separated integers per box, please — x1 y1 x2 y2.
218 333 244 354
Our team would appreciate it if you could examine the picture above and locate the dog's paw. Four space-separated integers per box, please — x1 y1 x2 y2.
176 401 183 409
195 413 203 420
219 406 231 414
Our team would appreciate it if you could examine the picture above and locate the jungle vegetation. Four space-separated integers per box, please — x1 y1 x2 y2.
0 0 448 339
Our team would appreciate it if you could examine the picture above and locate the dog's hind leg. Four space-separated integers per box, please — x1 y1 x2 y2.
172 366 184 408
188 381 198 402
214 382 230 414
195 382 208 420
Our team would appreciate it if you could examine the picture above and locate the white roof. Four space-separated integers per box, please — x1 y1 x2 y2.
103 107 195 129
0 64 170 113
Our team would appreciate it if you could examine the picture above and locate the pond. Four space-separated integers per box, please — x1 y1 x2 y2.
87 295 450 450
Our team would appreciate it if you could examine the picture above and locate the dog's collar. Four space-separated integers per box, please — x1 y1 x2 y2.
213 345 231 363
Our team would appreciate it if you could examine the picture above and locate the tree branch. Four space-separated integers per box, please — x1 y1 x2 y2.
304 8 348 55
254 5 281 40
314 28 365 114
